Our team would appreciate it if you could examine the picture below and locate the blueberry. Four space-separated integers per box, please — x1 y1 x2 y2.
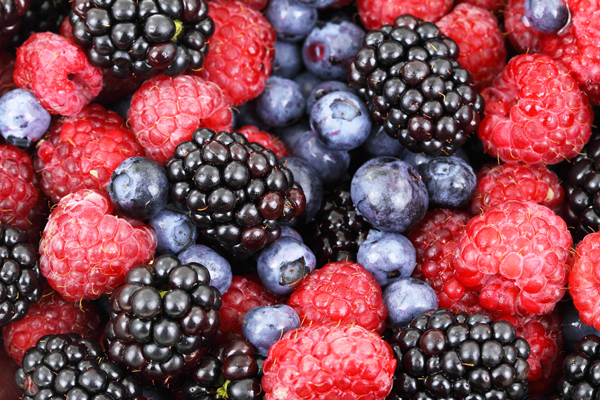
306 80 355 115
559 300 600 352
421 156 477 209
302 21 364 80
383 277 439 329
111 95 132 121
281 156 323 225
273 120 310 149
294 71 323 98
235 101 272 131
357 229 416 287
149 209 198 255
265 0 318 42
272 41 303 79
256 77 305 128
107 156 169 220
280 226 303 242
292 130 350 183
294 0 336 10
178 245 232 294
524 0 569 34
0 89 51 147
400 147 470 174
310 91 371 151
351 157 428 233
257 237 316 295
362 126 405 157
242 304 300 356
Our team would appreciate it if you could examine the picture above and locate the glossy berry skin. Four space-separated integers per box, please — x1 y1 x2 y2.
243 304 300 356
0 89 50 147
256 77 305 128
149 209 198 255
420 156 477 209
560 300 600 352
569 232 600 330
401 147 469 175
281 156 323 225
272 41 303 80
357 0 452 30
383 277 438 328
363 125 405 157
265 0 317 42
523 0 568 34
306 80 356 115
280 226 303 241
292 130 350 183
556 335 600 400
178 244 232 295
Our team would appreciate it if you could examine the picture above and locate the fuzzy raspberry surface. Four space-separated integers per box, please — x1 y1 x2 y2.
457 0 505 11
479 53 593 165
569 231 600 329
128 74 233 163
357 0 453 31
504 0 542 54
12 32 102 116
288 261 387 334
39 189 157 302
0 51 15 97
238 125 290 158
453 201 572 316
34 104 144 204
469 162 564 215
262 323 396 400
196 0 276 106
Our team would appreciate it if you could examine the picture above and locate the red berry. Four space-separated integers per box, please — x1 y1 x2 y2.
238 125 291 158
357 0 452 31
0 51 16 97
456 0 505 11
569 231 600 329
504 0 543 54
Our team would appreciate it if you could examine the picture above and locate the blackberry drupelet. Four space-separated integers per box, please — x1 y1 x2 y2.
15 333 144 400
8 0 69 48
0 224 41 327
165 128 306 258
556 335 600 400
347 14 485 156
105 255 222 384
305 182 370 266
0 0 30 48
387 308 531 400
69 0 214 79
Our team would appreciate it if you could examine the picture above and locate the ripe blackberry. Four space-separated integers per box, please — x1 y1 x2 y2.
69 0 214 79
387 308 531 400
0 224 42 327
105 255 222 384
165 128 306 258
7 0 69 48
557 335 600 400
0 0 30 48
304 182 370 266
182 339 265 400
347 14 485 156
15 333 144 400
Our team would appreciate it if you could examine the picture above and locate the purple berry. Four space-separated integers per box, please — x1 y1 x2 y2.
149 209 198 255
400 147 470 173
294 71 323 98
274 120 310 149
306 80 356 115
362 126 405 157
178 244 233 295
265 0 318 42
281 156 324 225
292 130 350 183
524 0 569 34
383 277 438 329
421 156 477 209
242 304 301 356
236 100 272 131
273 41 303 79
0 89 51 147
280 226 304 242
256 76 305 128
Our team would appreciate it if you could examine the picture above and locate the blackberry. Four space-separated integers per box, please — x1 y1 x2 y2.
182 339 265 400
0 0 30 48
0 224 42 327
7 0 69 49
347 14 485 156
69 0 214 79
105 255 222 384
165 128 306 258
556 335 600 400
304 182 370 266
15 333 144 400
387 308 531 400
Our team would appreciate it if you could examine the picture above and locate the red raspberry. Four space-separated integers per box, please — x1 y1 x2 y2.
59 16 73 41
13 32 102 116
437 3 507 90
357 0 452 31
128 74 233 163
40 189 157 302
504 0 542 54
262 323 396 400
456 0 505 11
408 209 485 314
469 162 564 215
196 0 276 106
479 53 593 165
34 104 145 204
0 51 16 97
3 286 101 365
238 125 290 158
569 231 600 329
453 201 572 316
219 275 281 335
224 0 268 10
288 261 387 334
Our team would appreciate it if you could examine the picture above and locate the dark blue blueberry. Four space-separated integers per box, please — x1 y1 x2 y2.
310 91 371 151
236 100 272 131
292 130 350 183
265 0 318 42
178 244 232 294
351 157 428 233
306 80 355 115
524 0 569 34
107 156 169 220
272 41 303 79
400 147 469 174
256 76 305 128
0 89 50 147
111 95 132 121
242 304 300 356
149 209 198 255
559 300 600 352
302 21 364 80
273 120 310 149
257 236 316 295
421 156 476 209
294 0 336 10
281 156 324 225
383 277 438 329
362 126 405 157
294 71 323 98
280 226 303 242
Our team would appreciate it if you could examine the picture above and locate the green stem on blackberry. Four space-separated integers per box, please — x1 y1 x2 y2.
173 20 184 41
217 380 230 398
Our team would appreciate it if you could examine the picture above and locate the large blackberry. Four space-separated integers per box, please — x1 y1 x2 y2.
556 335 600 400
165 128 306 258
6 0 69 48
105 255 222 384
15 333 144 400
387 308 531 400
347 14 485 156
69 0 214 79
0 0 30 48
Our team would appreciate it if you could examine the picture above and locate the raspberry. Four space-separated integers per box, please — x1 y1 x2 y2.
128 74 233 163
40 189 157 302
504 0 543 54
12 32 102 116
479 53 593 165
219 275 281 335
357 0 453 31
226 0 268 10
288 261 387 334
437 3 507 90
457 0 505 11
0 50 15 97
568 231 600 329
262 323 396 400
35 104 145 204
3 286 101 365
196 0 276 106
238 125 290 158
408 209 484 314
470 162 564 215
453 200 572 316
